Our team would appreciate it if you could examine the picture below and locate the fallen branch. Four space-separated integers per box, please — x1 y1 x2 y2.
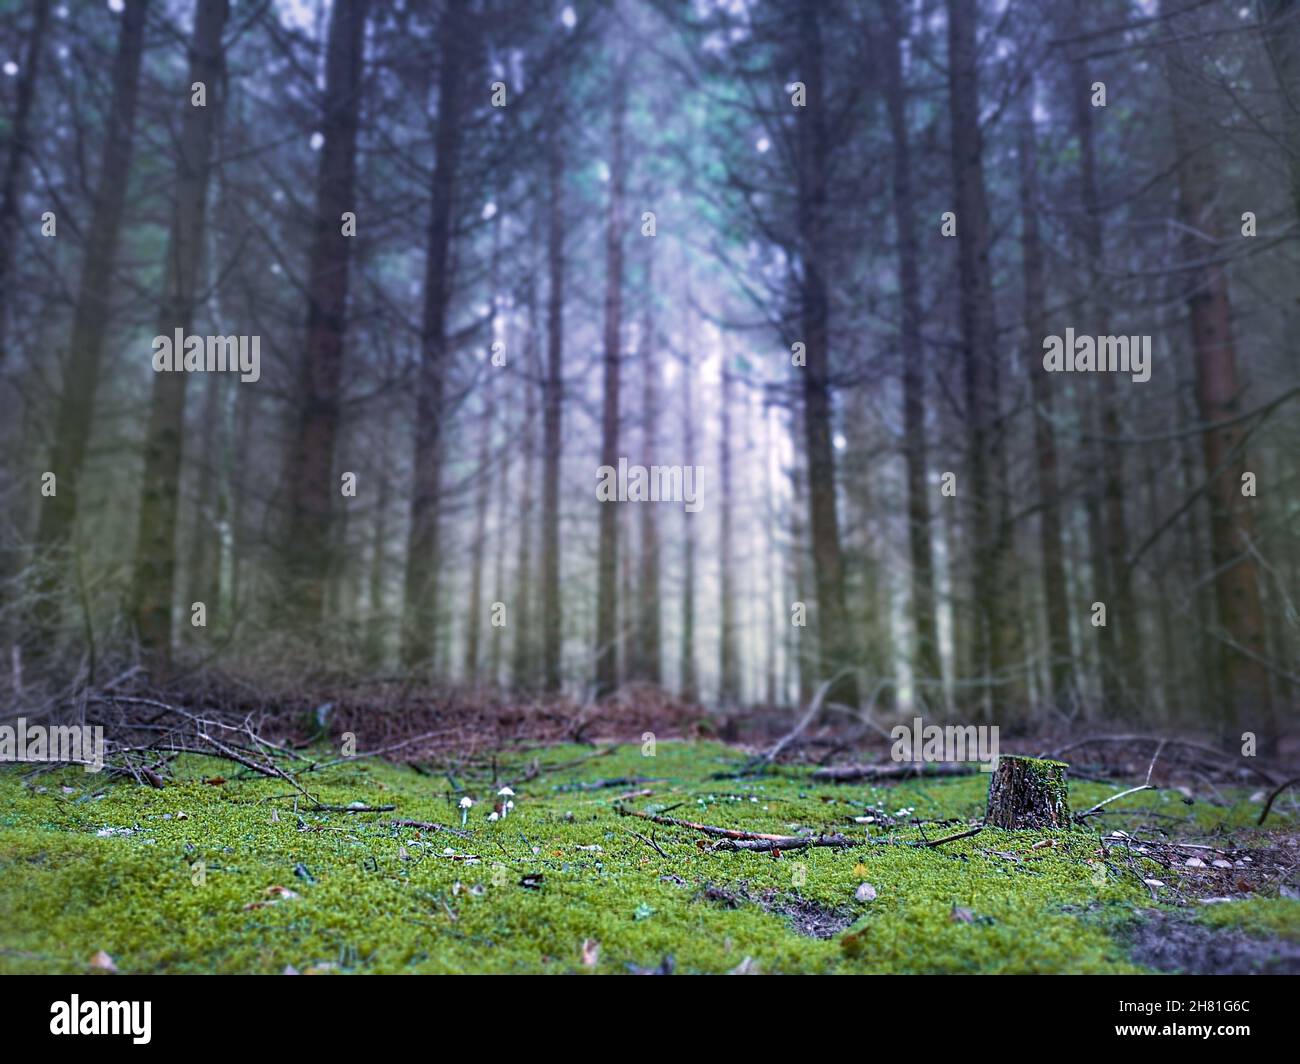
739 672 847 774
1076 785 1154 820
1257 777 1300 826
921 825 984 847
1042 734 1277 785
710 834 861 852
620 806 873 853
389 818 473 839
616 806 793 841
629 830 671 859
812 761 979 783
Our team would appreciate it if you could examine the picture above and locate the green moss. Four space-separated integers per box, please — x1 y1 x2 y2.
1195 898 1300 941
0 741 1291 974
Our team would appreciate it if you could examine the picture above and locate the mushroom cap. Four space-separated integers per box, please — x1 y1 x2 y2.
458 796 474 808
497 786 516 796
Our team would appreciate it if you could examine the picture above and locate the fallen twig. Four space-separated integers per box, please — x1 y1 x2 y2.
921 825 984 847
1258 777 1300 826
616 806 793 841
710 833 862 852
390 818 473 839
812 761 979 783
1042 734 1277 785
1076 785 1154 820
738 672 847 774
629 830 671 859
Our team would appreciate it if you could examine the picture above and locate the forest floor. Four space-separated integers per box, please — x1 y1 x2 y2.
1 727 1298 974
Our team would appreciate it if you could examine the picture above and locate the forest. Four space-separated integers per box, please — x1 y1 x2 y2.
0 0 1298 983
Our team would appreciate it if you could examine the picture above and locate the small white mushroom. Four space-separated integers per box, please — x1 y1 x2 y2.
497 786 516 818
459 796 474 827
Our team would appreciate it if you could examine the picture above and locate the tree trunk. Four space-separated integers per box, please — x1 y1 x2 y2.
679 315 698 703
1164 0 1274 744
512 283 540 688
463 381 493 682
1259 0 1300 224
718 362 740 706
366 419 391 666
34 0 150 643
1068 15 1140 713
593 67 628 698
632 243 662 685
985 755 1072 830
283 0 369 627
1016 87 1074 711
540 132 565 693
946 0 1004 716
797 2 857 708
129 0 231 667
881 4 942 708
0 0 51 370
403 0 468 670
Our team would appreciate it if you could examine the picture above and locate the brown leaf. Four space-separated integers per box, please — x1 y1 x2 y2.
840 930 867 958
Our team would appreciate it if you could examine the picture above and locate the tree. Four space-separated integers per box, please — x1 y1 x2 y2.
631 240 662 685
1066 2 1139 710
131 0 231 666
282 0 371 626
718 358 740 705
34 0 151 642
795 0 857 708
593 61 629 698
881 1 942 706
0 0 50 370
1016 86 1073 710
403 0 469 669
540 121 567 693
946 0 1005 715
1164 0 1274 742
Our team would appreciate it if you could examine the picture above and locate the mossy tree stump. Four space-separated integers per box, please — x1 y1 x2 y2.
985 756 1071 829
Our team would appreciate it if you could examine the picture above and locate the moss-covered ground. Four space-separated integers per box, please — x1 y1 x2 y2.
1 740 1295 974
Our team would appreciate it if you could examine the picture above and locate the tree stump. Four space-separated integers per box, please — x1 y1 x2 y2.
985 756 1071 830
